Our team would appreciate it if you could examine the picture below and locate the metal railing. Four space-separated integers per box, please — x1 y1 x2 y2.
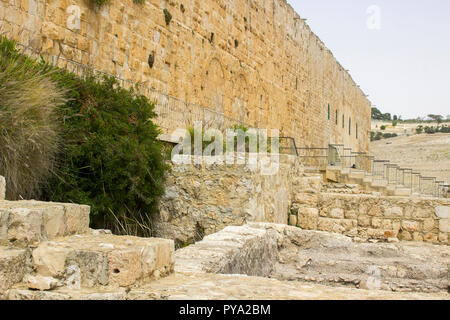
325 144 447 198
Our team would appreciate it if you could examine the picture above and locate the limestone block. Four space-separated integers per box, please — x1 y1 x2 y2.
294 193 318 206
412 208 431 219
366 228 386 239
7 208 43 244
371 218 382 228
32 245 72 277
357 216 371 227
63 204 90 235
297 208 319 230
438 233 448 243
42 206 66 238
0 176 5 200
423 219 436 232
25 275 58 291
318 218 345 234
384 207 403 217
435 206 450 219
439 219 450 233
423 233 438 243
0 248 30 295
32 235 174 288
329 208 344 219
108 249 143 287
402 220 420 232
412 232 423 242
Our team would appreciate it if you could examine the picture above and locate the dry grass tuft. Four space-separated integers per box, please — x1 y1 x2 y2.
0 37 67 200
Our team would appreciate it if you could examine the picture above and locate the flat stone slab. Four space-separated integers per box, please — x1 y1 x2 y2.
31 234 174 288
0 200 90 245
175 224 279 276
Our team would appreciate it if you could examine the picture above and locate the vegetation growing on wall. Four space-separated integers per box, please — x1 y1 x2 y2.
163 9 172 26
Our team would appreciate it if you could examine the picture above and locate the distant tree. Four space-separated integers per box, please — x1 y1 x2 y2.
427 114 443 124
371 107 392 121
416 125 423 134
382 113 392 121
393 115 398 121
371 107 383 120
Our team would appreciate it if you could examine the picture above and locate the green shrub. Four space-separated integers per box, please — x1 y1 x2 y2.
380 125 386 130
0 37 67 200
382 133 397 139
416 125 423 134
45 72 168 236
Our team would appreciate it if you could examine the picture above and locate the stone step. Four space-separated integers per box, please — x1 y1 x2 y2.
0 247 31 298
30 234 174 289
348 171 365 180
0 200 90 246
393 188 412 197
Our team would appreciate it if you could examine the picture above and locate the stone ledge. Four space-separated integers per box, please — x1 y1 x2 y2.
0 200 90 246
174 224 280 276
31 234 174 289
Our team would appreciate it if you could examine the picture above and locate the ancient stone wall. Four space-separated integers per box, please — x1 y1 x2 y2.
291 192 450 245
154 154 301 245
0 0 371 152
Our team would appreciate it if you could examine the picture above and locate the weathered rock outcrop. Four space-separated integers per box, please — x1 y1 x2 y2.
177 223 450 294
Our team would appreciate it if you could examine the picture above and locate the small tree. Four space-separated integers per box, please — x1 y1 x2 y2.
416 125 423 134
428 114 443 124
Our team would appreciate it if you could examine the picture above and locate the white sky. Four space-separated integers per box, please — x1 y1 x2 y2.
286 0 450 119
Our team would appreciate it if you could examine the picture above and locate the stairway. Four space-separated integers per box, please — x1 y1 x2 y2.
326 166 416 197
0 198 174 299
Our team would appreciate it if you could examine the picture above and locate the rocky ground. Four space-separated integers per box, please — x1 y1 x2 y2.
6 223 449 300
370 133 450 183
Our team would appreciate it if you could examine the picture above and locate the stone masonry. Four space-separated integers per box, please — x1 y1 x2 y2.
154 154 302 245
291 187 450 245
0 0 371 151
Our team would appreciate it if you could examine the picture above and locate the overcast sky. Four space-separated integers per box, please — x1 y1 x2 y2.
286 0 450 119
